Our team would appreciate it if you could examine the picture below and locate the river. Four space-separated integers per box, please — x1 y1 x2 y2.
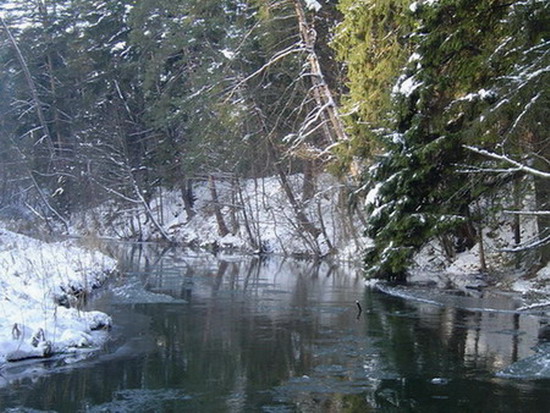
1 243 550 412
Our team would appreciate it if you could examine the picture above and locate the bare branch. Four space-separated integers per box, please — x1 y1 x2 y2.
225 43 307 100
500 234 550 252
464 145 550 178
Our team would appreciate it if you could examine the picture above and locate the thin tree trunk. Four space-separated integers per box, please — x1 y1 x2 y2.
131 178 170 241
0 17 55 155
158 184 164 226
476 201 487 272
230 176 239 234
45 52 64 151
236 176 258 249
478 225 487 272
180 178 196 220
270 143 320 239
209 175 230 237
302 160 316 202
513 177 523 268
513 177 522 245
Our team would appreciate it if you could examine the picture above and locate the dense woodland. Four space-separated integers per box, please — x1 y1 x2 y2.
0 0 548 279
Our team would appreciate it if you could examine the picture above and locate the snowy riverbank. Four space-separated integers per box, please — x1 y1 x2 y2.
71 173 369 261
67 172 549 294
0 227 116 367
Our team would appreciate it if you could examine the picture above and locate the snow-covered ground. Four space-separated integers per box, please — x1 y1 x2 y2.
71 173 370 262
409 210 550 307
0 227 116 366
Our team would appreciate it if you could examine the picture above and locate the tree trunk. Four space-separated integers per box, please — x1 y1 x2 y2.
478 225 487 272
209 175 230 237
292 0 348 147
302 160 316 202
180 178 196 220
270 145 321 239
513 177 523 268
0 17 55 155
236 176 259 250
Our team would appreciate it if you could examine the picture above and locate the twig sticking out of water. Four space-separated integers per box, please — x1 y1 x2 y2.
356 300 363 320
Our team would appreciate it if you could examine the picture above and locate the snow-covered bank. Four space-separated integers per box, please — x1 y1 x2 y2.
71 174 369 262
407 206 550 295
0 227 116 366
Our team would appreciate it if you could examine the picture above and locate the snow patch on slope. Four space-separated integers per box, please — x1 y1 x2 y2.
0 227 116 366
71 174 370 262
410 201 544 293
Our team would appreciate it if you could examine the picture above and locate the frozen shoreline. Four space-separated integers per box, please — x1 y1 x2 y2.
0 226 116 368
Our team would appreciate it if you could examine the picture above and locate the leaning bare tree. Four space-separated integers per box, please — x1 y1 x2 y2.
0 15 70 230
225 0 353 255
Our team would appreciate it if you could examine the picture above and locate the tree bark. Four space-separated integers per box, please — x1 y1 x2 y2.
180 178 196 220
209 175 230 237
302 159 316 202
292 0 348 147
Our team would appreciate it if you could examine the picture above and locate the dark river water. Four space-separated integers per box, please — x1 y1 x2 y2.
1 243 550 412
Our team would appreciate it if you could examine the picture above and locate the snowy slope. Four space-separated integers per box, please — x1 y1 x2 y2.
71 173 370 262
0 227 116 365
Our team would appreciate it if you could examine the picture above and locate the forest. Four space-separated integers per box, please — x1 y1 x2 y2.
0 0 548 280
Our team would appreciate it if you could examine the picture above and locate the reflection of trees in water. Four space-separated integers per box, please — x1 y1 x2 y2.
5 249 547 412
365 290 543 411
100 252 359 410
367 290 536 376
371 374 550 413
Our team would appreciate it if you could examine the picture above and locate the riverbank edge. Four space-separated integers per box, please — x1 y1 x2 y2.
0 226 117 370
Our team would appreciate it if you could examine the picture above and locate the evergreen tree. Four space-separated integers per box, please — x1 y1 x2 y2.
332 0 415 172
335 0 550 278
465 0 550 266
332 0 546 279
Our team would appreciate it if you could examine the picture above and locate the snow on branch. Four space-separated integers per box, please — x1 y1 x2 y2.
455 165 523 174
464 145 550 179
508 92 541 135
304 0 322 12
500 233 550 253
504 210 550 216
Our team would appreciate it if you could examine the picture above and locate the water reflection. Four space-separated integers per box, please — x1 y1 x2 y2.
1 243 550 412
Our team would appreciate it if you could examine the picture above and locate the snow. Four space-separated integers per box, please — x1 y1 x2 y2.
220 48 235 59
71 173 369 262
408 192 550 302
111 41 127 52
365 182 383 208
458 88 495 103
304 0 322 12
0 227 116 366
408 52 421 63
0 2 18 19
392 75 422 97
513 264 550 310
